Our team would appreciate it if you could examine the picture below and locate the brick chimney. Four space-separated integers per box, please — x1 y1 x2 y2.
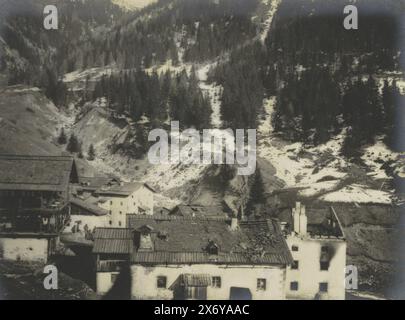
293 202 307 236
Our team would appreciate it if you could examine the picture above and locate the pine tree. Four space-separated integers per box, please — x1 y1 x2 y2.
67 134 80 153
88 144 96 161
246 170 266 216
57 128 67 145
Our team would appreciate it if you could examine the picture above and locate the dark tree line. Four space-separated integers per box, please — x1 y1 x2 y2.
209 0 404 155
0 0 125 106
211 42 267 129
92 68 212 130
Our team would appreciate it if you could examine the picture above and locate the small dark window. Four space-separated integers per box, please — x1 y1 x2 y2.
109 221 112 225
290 282 299 291
321 246 329 253
292 245 299 252
207 241 219 255
212 277 221 288
111 273 118 283
320 261 330 271
118 221 122 227
157 276 167 289
121 202 123 206
110 201 113 205
319 282 328 293
292 260 299 270
257 279 266 291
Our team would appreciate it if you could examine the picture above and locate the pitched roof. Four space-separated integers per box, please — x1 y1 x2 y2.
0 155 77 192
95 182 155 197
170 205 230 219
77 176 120 190
93 228 134 254
277 206 344 238
70 196 109 216
126 215 292 265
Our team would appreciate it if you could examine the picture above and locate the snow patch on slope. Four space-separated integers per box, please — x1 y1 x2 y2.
63 66 118 91
197 63 223 129
362 138 402 180
112 0 157 10
258 97 348 188
260 0 281 43
321 184 392 204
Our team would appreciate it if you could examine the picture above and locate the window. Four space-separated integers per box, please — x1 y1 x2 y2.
110 201 113 205
109 221 112 226
119 211 122 215
118 221 122 227
111 273 118 283
212 277 221 288
320 261 330 271
320 246 330 271
319 282 328 293
290 282 299 291
207 241 219 255
291 260 299 270
257 279 266 291
292 245 299 252
121 202 123 206
157 276 167 289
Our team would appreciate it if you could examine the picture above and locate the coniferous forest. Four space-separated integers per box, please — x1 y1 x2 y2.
210 0 405 155
1 0 404 156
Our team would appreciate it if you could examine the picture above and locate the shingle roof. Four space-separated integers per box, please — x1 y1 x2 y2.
70 197 109 216
93 228 134 254
170 205 229 218
95 182 155 197
0 155 77 192
126 216 292 265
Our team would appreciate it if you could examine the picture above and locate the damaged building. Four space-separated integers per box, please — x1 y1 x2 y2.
280 202 347 300
93 215 294 300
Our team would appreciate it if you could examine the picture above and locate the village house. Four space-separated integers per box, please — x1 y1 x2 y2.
93 214 293 300
279 202 347 300
67 196 109 235
0 155 78 262
95 182 155 228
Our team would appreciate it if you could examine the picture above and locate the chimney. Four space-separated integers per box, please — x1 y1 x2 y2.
292 202 307 236
293 202 301 234
230 217 238 231
137 225 154 252
299 203 307 236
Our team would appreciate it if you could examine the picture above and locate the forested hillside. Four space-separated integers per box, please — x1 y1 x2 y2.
0 0 125 104
210 0 405 155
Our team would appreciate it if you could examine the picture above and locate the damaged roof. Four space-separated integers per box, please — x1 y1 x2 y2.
92 215 293 265
0 155 78 192
95 182 155 197
169 205 230 219
278 205 345 238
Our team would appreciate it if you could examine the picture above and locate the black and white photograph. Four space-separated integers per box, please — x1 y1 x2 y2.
0 0 404 302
